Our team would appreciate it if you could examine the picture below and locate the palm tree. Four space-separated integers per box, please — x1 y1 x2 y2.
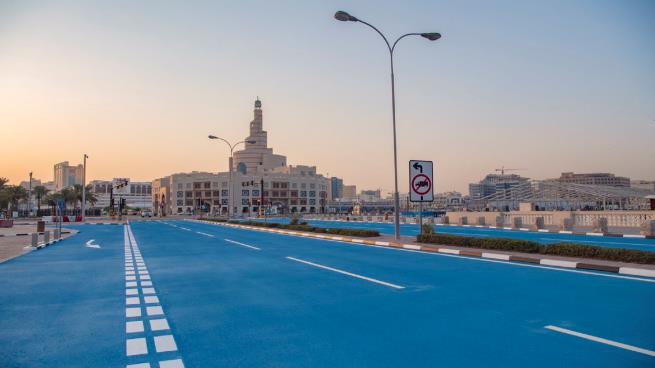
72 184 98 213
33 186 49 214
4 185 28 213
60 187 77 214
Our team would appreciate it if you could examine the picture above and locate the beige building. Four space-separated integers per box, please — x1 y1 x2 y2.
556 172 630 187
54 161 84 191
153 99 329 216
342 185 357 200
631 180 655 192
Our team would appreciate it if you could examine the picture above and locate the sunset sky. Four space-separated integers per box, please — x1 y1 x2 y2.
1 0 654 194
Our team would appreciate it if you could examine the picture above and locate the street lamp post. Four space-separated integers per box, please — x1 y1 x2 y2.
208 135 256 218
82 154 88 222
28 172 32 217
334 10 441 240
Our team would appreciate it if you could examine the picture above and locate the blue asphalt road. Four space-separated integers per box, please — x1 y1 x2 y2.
252 217 655 252
1 220 654 367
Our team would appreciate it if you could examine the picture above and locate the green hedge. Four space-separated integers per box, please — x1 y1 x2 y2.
228 220 380 237
199 218 228 223
417 233 655 265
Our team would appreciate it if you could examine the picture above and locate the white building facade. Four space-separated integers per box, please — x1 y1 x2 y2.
153 99 329 216
89 178 152 209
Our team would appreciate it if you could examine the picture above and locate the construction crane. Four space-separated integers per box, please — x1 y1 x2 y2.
495 166 526 175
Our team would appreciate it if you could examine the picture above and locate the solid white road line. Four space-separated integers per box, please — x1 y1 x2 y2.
223 238 261 250
544 325 655 357
285 256 405 289
196 231 215 238
179 227 191 231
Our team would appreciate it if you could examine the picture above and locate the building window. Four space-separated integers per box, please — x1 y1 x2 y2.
281 182 288 189
221 190 228 196
195 191 202 197
301 183 306 189
194 182 201 189
205 191 212 197
272 182 280 189
177 183 183 189
272 191 279 197
221 198 228 205
309 191 315 197
300 191 307 197
241 199 249 205
309 199 316 205
177 191 183 198
280 191 287 197
204 182 211 189
185 199 193 206
213 191 220 197
221 181 228 188
292 183 297 189
310 183 315 189
177 200 183 206
242 190 249 197
290 190 298 197
252 190 260 197
186 183 192 189
212 182 218 188
185 191 192 197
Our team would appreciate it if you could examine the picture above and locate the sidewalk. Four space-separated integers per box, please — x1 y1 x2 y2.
0 225 78 263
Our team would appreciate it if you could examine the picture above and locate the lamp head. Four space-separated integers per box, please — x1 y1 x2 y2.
420 33 441 41
334 11 358 22
208 135 217 139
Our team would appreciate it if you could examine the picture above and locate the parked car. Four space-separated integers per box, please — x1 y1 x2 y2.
140 210 153 218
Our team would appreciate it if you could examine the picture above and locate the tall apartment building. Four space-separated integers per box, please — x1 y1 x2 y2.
153 99 329 216
556 172 630 187
330 177 343 200
54 161 84 191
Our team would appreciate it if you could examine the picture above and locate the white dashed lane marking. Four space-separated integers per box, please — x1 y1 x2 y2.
285 256 405 290
545 325 655 357
224 238 261 250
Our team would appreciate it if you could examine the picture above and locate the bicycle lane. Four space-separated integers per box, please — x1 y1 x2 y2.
0 224 125 367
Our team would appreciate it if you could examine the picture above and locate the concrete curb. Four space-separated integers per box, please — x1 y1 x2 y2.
190 220 655 279
298 218 655 239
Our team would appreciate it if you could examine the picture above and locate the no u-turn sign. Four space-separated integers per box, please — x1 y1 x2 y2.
409 160 434 202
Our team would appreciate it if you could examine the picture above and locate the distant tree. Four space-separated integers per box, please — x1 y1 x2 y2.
0 177 8 189
72 184 98 210
60 187 77 212
3 185 28 213
33 186 49 214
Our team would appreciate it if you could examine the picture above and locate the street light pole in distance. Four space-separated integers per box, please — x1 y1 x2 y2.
208 135 256 219
82 154 88 222
334 10 441 240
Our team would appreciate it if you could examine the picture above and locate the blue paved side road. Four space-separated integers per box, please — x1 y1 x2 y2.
0 225 125 367
251 217 655 252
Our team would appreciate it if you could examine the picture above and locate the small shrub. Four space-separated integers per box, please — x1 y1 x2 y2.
421 223 435 235
226 219 380 237
417 233 655 264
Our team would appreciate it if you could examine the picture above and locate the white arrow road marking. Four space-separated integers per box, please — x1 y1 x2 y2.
85 239 101 249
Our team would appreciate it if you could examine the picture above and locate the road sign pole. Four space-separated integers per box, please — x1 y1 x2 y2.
419 201 423 235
